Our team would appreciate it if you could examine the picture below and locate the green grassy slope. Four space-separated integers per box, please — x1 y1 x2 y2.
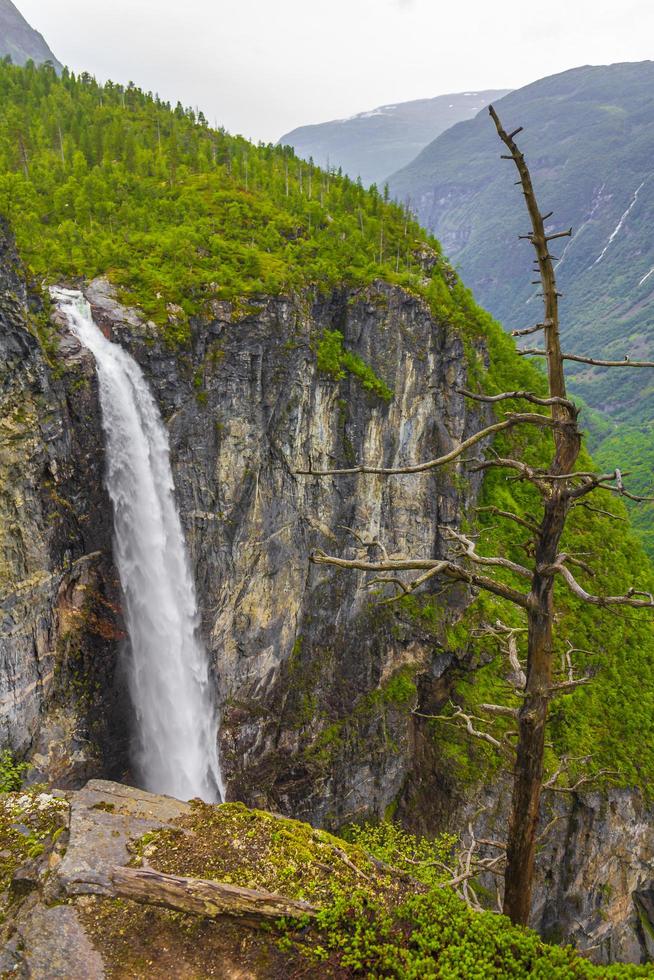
2 61 654 815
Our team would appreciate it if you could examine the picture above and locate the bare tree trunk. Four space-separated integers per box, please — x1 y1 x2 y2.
299 105 654 930
490 106 582 924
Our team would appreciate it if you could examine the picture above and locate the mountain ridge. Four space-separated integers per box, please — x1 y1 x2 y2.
279 89 511 186
0 0 61 71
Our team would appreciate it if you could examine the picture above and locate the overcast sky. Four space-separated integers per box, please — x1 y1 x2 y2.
18 0 654 143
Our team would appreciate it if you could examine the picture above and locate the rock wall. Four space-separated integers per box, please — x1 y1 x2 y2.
0 228 127 784
85 275 486 826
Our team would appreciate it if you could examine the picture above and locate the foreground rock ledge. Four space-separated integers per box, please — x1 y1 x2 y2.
2 779 319 977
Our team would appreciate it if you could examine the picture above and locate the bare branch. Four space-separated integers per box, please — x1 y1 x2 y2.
548 676 592 695
310 549 533 608
413 706 503 750
568 471 654 503
368 575 411 594
518 349 654 369
544 229 573 242
479 703 520 718
466 455 550 491
471 621 527 690
537 813 561 845
506 632 527 690
544 764 620 794
337 525 389 560
571 502 627 523
555 552 595 577
297 413 572 477
440 526 533 580
511 322 548 337
370 566 457 603
476 506 540 535
469 453 618 490
455 387 575 410
543 562 654 607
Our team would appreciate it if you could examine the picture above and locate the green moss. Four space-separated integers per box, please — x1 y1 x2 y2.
136 800 392 905
0 750 27 792
0 791 68 922
368 666 418 708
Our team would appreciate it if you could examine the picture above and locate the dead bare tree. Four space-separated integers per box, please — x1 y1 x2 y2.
298 106 654 926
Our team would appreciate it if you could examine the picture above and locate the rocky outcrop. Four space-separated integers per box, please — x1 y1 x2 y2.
453 775 654 964
0 779 388 977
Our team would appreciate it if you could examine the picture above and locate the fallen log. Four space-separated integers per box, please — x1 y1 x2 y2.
109 865 317 924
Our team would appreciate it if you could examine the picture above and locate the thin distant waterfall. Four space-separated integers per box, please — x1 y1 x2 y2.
52 288 223 802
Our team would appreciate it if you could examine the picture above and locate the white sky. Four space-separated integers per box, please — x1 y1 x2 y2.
18 0 654 143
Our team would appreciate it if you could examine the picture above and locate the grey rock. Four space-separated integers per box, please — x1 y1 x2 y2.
0 224 129 785
15 903 104 979
56 778 191 896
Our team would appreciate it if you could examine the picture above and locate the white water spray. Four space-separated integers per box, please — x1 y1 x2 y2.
52 288 223 802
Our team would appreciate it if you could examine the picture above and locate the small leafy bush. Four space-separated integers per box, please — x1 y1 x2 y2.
0 750 27 793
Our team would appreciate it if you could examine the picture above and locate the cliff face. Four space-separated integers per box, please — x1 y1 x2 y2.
2 234 654 961
0 229 126 785
0 226 487 814
85 275 486 827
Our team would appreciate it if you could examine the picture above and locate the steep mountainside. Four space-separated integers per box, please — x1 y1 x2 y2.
2 63 654 962
388 62 654 546
278 90 510 187
0 0 61 70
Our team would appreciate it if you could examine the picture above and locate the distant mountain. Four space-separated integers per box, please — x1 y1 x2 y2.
278 90 511 187
0 0 61 70
388 61 654 550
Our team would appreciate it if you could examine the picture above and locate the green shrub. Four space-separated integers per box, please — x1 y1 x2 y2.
0 750 27 793
316 328 393 401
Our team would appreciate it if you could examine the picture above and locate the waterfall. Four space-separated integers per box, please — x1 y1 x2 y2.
52 288 223 803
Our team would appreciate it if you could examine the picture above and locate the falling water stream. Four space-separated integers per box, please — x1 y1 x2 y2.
52 288 223 802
